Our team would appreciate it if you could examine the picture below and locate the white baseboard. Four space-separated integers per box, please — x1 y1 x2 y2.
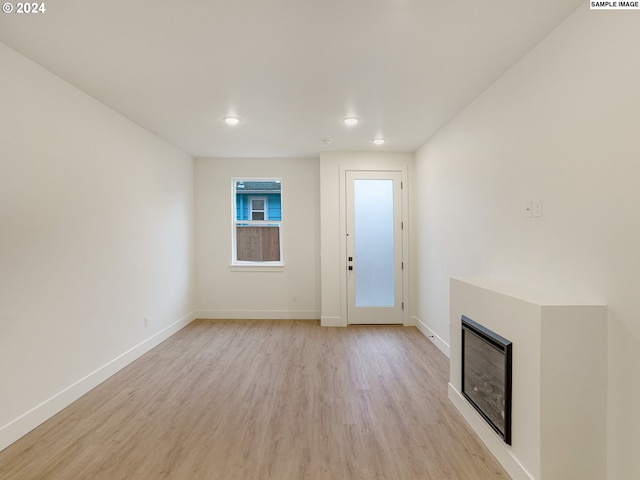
448 383 534 480
414 316 450 357
196 309 320 320
320 316 346 327
0 311 197 452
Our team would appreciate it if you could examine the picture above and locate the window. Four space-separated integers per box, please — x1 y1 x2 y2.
249 196 267 220
232 179 282 265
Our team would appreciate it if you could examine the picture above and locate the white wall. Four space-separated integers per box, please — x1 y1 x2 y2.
194 157 320 319
0 43 196 450
414 6 640 479
319 152 414 327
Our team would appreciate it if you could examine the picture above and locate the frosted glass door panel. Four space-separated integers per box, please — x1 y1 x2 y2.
353 179 394 307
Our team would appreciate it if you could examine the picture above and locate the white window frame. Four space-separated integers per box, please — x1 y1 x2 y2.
231 178 283 267
249 196 268 220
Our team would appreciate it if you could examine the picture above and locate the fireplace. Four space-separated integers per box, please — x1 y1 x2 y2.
461 315 512 445
451 278 607 479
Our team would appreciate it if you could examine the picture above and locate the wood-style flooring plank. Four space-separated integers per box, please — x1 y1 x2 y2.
0 320 510 479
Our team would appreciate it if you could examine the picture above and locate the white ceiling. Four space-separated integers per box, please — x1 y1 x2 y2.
0 0 583 158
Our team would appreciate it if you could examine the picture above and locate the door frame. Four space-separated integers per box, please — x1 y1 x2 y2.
339 166 410 326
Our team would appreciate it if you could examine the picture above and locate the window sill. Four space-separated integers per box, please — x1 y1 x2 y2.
230 263 285 272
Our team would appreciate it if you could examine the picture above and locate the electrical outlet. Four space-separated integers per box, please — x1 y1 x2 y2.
144 316 149 327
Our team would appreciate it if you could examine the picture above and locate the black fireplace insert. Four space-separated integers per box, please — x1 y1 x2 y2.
461 315 512 445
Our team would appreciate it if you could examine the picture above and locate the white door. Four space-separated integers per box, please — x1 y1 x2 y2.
346 170 403 324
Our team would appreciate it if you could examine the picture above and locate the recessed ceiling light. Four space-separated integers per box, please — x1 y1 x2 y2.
372 138 386 145
343 117 359 126
224 116 240 126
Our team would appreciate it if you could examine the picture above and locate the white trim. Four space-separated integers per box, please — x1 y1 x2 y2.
0 311 197 452
196 309 320 320
320 316 346 327
229 265 285 272
414 316 450 357
448 383 535 480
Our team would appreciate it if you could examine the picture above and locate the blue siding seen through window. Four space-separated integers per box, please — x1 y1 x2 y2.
235 193 281 220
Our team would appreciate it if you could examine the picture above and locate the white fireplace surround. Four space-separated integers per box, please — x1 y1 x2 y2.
449 277 607 480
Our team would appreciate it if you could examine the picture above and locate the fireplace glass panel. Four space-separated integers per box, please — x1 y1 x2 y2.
461 315 512 444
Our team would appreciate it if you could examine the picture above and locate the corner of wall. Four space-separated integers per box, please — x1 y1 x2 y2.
0 312 197 452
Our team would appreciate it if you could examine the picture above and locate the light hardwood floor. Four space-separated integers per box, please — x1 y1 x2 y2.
0 320 510 479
